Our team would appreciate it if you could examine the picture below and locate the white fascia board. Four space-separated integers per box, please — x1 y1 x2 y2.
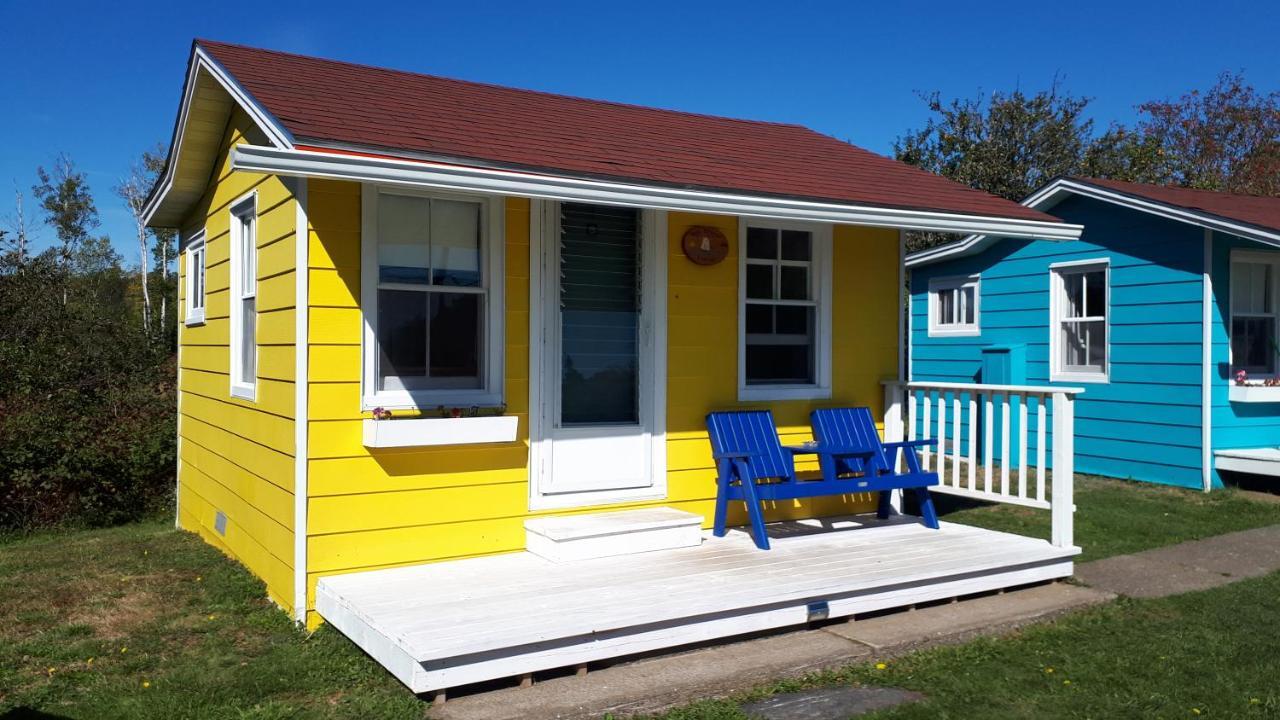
142 45 294 226
907 177 1280 268
230 145 1084 239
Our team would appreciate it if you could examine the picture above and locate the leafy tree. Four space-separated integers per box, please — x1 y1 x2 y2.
32 154 99 301
1134 71 1280 196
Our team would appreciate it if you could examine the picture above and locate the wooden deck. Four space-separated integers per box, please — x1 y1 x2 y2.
316 515 1078 693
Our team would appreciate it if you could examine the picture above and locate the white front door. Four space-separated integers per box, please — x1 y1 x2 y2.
531 200 666 508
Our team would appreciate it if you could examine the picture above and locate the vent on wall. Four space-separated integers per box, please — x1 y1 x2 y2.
213 510 228 536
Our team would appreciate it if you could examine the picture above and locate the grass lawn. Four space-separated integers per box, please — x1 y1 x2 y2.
653 569 1280 720
2 477 1278 719
0 521 423 720
937 474 1280 560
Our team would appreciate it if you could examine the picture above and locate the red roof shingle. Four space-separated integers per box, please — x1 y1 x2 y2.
197 40 1058 224
1076 177 1280 235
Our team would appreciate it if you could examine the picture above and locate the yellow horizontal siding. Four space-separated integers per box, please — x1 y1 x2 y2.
297 194 900 626
176 107 297 610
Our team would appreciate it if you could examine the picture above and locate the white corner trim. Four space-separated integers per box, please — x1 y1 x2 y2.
143 45 294 226
293 178 309 622
231 145 1084 240
1200 229 1214 492
908 177 1280 268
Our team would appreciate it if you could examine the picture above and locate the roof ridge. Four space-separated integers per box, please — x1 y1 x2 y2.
195 38 809 131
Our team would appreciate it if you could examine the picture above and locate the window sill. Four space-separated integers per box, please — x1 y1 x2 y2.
362 391 504 412
230 383 256 401
927 326 981 338
1229 385 1280 403
184 311 205 327
737 385 832 402
362 415 519 448
1050 372 1109 385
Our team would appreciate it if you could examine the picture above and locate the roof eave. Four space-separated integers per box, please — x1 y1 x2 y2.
142 43 295 229
231 145 1084 240
907 177 1280 268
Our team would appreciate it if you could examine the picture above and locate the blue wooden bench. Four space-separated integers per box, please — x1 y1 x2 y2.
706 408 940 550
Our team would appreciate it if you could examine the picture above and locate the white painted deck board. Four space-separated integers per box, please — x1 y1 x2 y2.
319 517 1076 663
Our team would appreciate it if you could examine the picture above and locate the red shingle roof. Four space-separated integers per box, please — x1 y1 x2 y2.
197 40 1058 224
1076 177 1280 234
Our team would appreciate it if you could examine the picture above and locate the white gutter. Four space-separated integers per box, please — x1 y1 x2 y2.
231 145 1083 240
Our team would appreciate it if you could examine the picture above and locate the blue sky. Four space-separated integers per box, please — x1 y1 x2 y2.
4 0 1277 264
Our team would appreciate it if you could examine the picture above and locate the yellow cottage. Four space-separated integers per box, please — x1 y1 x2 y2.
146 40 1087 695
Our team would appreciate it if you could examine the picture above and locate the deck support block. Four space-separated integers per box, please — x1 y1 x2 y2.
519 673 534 688
430 689 446 706
575 663 589 677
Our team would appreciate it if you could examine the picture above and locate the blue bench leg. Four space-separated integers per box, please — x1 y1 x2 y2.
876 490 893 520
737 471 771 550
914 487 940 529
713 464 730 538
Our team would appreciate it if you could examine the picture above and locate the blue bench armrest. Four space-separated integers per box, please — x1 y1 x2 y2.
712 449 763 460
882 439 937 451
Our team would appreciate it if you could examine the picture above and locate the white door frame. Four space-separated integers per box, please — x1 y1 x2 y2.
528 199 667 511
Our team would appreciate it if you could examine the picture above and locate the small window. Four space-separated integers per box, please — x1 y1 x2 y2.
229 195 257 400
928 276 980 336
1231 253 1279 376
739 221 832 401
1051 260 1109 383
363 187 504 409
184 232 206 326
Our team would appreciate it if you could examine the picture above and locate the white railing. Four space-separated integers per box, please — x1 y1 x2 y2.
882 381 1084 549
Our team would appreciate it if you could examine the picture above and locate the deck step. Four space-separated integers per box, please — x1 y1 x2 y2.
524 507 702 562
1215 447 1280 477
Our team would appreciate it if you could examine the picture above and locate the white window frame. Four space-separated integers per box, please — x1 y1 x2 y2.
229 193 258 400
360 184 506 411
927 274 981 337
1049 258 1110 384
737 218 833 402
184 230 206 326
1229 249 1280 377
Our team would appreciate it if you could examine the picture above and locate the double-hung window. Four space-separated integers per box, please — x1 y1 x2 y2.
229 195 257 399
1231 252 1280 375
363 186 504 409
1050 260 1109 383
739 220 832 401
928 275 980 336
184 231 206 326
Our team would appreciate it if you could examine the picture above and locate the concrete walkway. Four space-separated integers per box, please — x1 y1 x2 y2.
1075 525 1280 598
432 525 1280 720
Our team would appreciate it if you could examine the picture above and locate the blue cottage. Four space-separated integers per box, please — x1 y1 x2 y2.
907 177 1280 491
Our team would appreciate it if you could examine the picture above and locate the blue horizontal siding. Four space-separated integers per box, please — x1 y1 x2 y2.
909 194 1206 489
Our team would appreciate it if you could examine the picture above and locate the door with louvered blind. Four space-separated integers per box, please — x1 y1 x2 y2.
535 201 659 498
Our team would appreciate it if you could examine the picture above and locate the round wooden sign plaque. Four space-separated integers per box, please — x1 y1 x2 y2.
681 226 729 266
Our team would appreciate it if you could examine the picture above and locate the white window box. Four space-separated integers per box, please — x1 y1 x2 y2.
362 415 519 448
1229 385 1280 403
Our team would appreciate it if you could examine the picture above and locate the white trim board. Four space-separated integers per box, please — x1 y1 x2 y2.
292 177 310 622
908 177 1280 268
231 145 1083 240
1201 229 1213 492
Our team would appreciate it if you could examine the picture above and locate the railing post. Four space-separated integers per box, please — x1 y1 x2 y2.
1050 391 1075 548
883 381 905 512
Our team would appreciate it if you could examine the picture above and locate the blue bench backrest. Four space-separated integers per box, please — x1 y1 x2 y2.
810 407 889 475
706 410 792 481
